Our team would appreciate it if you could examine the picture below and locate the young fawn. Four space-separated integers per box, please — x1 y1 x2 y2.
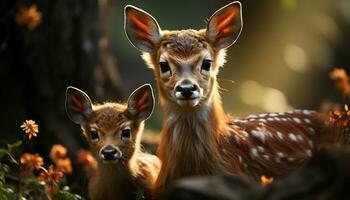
124 1 334 194
65 84 160 200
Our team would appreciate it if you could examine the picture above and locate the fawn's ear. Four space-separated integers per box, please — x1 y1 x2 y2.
206 1 243 50
127 84 154 122
65 86 93 125
124 5 161 53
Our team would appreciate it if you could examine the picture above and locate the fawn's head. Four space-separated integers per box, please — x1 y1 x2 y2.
65 84 154 164
125 2 242 108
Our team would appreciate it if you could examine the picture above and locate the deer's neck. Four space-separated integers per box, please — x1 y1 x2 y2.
90 157 141 200
156 87 229 192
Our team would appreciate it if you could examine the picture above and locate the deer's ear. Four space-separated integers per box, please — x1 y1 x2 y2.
206 1 243 50
127 84 154 122
124 5 161 53
65 86 93 125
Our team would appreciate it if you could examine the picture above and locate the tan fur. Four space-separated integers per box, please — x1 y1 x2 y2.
124 3 335 196
140 30 334 195
82 103 160 200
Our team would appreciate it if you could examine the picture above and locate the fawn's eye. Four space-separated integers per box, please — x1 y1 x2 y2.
201 59 212 75
121 128 131 141
159 61 171 77
90 129 99 143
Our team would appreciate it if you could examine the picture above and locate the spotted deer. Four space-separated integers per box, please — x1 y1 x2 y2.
65 84 160 200
124 1 334 195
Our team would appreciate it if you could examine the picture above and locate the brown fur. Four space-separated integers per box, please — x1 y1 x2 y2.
82 103 160 200
143 30 334 195
124 3 335 196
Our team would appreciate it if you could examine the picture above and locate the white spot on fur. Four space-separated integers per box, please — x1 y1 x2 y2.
308 140 313 148
293 117 302 124
277 132 283 140
263 155 270 160
277 152 284 157
241 131 249 138
278 112 284 115
251 130 266 142
274 117 281 121
267 118 274 121
222 148 227 154
303 110 312 115
297 135 304 141
309 127 315 134
247 115 257 119
267 131 273 137
259 119 267 122
234 135 240 144
257 146 265 153
288 157 295 162
288 133 297 141
250 148 258 158
232 125 240 129
259 114 267 117
249 118 255 121
238 155 242 163
281 118 287 121
306 149 312 157
304 118 311 124
269 113 278 117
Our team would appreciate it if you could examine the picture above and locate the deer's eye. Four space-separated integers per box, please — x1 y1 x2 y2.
121 128 131 141
201 59 212 75
159 61 171 77
90 129 99 143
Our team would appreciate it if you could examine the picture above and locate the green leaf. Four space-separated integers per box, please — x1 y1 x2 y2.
7 141 22 150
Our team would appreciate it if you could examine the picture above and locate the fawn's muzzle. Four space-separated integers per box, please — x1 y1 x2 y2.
175 84 199 100
101 146 122 161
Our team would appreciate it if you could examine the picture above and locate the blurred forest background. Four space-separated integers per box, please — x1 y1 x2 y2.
0 0 350 198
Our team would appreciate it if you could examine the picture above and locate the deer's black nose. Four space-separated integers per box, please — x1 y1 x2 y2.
101 146 120 160
176 84 198 99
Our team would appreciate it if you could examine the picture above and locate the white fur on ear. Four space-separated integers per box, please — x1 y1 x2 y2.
124 5 162 53
206 1 243 50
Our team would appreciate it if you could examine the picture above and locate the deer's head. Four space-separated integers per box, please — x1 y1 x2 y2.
65 84 154 164
125 2 242 108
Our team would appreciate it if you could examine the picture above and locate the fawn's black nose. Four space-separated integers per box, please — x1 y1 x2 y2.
101 146 120 160
176 84 198 99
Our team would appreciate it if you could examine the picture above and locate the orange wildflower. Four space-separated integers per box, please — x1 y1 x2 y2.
260 175 274 186
15 5 42 30
38 165 63 183
77 150 97 169
50 144 68 162
20 120 39 139
56 158 73 174
329 68 350 95
20 153 44 171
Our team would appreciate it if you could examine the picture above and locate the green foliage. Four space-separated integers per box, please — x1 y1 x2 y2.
0 140 82 200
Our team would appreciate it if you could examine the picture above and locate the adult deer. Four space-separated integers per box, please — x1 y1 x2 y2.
124 1 334 195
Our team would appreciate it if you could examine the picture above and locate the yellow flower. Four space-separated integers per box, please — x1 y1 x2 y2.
56 158 73 174
20 153 44 171
77 150 97 169
20 120 39 139
16 5 42 30
49 144 68 162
